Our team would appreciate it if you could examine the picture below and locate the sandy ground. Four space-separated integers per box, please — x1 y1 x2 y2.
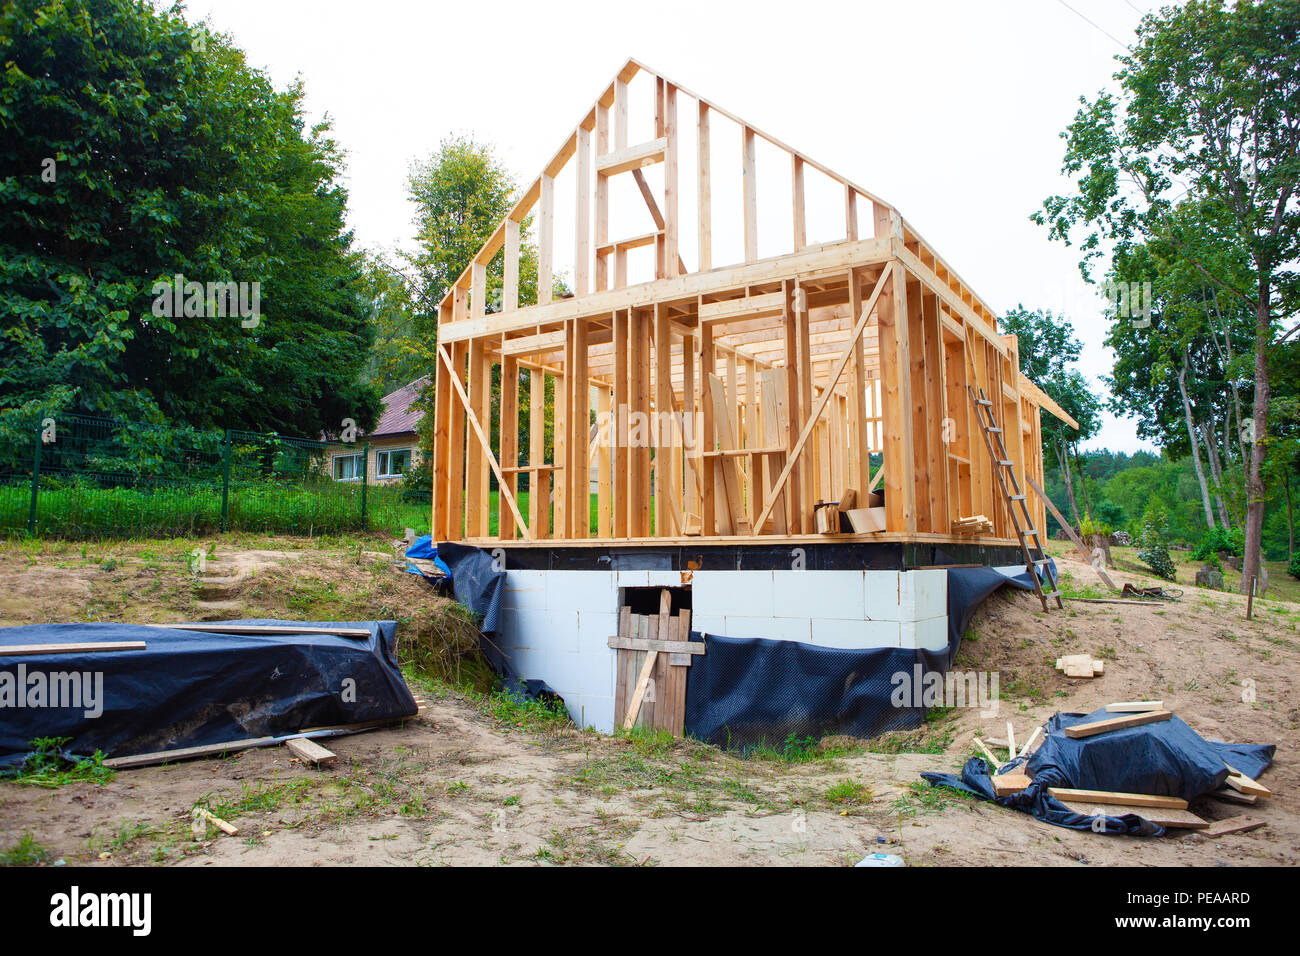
0 537 1296 866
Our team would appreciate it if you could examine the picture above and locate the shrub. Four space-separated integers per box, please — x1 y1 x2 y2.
1190 526 1244 562
1289 552 1300 582
1136 501 1177 582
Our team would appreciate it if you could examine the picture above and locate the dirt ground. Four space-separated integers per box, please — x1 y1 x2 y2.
0 535 1296 866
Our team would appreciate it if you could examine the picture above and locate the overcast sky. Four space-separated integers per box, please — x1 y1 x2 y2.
184 0 1168 454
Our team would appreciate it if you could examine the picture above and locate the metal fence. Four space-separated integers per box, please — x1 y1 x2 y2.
0 413 431 539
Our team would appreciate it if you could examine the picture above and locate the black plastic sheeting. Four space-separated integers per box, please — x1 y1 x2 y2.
945 561 1055 664
434 542 559 701
0 619 416 768
678 563 1052 749
682 635 951 748
920 708 1275 836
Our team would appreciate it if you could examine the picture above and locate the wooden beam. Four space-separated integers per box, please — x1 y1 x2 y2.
1062 710 1173 739
697 102 711 271
742 126 757 262
0 640 146 656
596 138 667 176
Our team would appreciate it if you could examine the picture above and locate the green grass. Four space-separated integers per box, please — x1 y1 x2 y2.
0 832 52 866
0 737 115 788
484 490 599 537
0 479 430 540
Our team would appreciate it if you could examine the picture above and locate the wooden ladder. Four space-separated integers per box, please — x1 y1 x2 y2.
968 386 1062 612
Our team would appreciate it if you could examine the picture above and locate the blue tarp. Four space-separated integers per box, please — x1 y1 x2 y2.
0 619 416 768
404 534 451 580
921 708 1275 836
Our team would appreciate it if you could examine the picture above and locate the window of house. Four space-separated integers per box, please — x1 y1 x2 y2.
377 448 412 478
333 454 363 481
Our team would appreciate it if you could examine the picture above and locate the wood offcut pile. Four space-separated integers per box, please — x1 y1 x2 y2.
974 703 1272 836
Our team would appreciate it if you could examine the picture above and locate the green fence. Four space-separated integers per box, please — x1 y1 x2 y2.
0 413 431 539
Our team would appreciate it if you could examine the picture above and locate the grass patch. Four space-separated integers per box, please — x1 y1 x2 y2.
0 832 52 866
0 737 114 788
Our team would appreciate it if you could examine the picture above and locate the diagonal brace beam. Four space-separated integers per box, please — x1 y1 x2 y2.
438 345 532 540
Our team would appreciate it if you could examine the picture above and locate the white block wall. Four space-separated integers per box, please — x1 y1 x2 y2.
496 567 949 734
691 569 947 651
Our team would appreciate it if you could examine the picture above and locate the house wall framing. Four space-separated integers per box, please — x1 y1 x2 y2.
430 59 1076 548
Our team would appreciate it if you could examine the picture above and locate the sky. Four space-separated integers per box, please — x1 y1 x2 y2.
184 0 1169 454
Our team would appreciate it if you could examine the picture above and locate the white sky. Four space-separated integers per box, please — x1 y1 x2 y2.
184 0 1166 453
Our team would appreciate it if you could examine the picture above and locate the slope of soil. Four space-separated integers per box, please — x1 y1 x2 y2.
0 535 1295 867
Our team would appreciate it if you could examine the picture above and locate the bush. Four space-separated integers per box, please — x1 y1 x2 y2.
1289 552 1300 582
1079 512 1113 538
1190 526 1244 561
1136 501 1177 582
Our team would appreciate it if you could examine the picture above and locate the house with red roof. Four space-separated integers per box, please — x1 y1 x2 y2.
325 376 427 484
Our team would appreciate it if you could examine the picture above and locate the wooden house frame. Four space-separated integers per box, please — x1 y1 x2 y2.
429 59 1077 551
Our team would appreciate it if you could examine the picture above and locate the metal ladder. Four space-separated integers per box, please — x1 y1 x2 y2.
968 386 1062 612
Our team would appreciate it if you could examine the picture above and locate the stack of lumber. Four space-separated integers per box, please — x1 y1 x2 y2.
1055 653 1105 678
952 515 993 535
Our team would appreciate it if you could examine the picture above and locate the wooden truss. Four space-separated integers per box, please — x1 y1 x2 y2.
430 58 1078 546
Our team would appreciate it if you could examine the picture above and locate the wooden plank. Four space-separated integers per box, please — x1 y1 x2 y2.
500 350 519 540
1224 766 1271 798
538 174 554 304
1019 726 1044 757
1210 787 1257 805
1058 800 1207 829
529 369 549 538
1026 474 1118 591
623 649 658 729
1063 710 1172 738
1047 788 1188 810
792 156 806 251
1203 815 1267 837
193 807 239 836
973 736 1003 770
697 102 711 271
104 715 412 769
148 623 370 638
742 125 757 262
706 373 751 534
285 737 338 768
596 137 667 176
1 640 146 656
608 637 705 654
878 261 914 533
992 773 1032 797
1105 700 1164 713
1005 722 1017 760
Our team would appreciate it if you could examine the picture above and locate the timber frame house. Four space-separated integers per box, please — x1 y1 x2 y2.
429 59 1078 549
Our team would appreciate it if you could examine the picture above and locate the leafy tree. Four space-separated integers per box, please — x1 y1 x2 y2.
0 0 379 438
1035 0 1300 594
401 135 562 483
1000 307 1101 528
1137 498 1178 581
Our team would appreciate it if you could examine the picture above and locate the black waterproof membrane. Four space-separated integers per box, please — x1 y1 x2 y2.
920 708 1275 836
0 619 416 767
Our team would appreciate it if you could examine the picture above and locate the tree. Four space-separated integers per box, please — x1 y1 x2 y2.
0 0 379 437
401 135 561 478
999 307 1101 528
1035 0 1300 595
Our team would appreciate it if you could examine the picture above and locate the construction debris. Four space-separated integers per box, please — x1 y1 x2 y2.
193 807 238 836
924 703 1275 838
1055 654 1105 678
285 737 338 768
